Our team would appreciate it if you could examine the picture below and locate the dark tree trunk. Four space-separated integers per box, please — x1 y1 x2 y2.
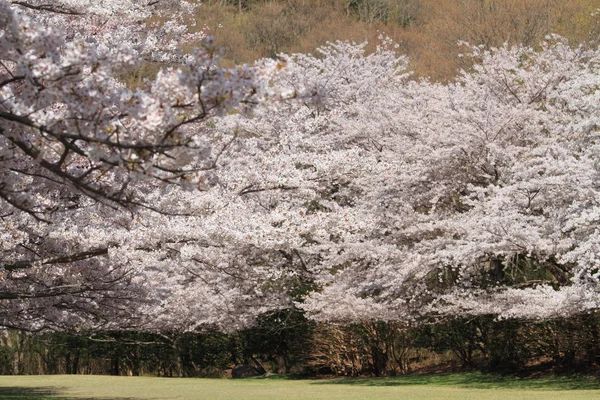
110 357 120 376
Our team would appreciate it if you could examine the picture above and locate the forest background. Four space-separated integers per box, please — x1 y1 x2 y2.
130 0 600 84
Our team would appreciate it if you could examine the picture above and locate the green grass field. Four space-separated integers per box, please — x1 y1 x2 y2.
1 373 599 400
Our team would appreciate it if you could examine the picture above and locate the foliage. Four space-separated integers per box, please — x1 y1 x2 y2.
184 0 600 80
3 0 600 352
0 0 286 332
2 313 599 377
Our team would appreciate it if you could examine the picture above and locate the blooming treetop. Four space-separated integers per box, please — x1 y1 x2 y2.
2 0 600 332
179 36 600 326
0 0 283 331
290 37 600 323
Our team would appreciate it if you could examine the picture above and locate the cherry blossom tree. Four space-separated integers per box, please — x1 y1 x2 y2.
0 0 282 331
3 0 600 333
292 37 600 323
182 35 600 326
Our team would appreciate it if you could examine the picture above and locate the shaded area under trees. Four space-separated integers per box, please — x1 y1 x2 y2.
2 311 600 377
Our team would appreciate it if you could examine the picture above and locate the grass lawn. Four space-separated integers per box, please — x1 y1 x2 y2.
0 373 599 400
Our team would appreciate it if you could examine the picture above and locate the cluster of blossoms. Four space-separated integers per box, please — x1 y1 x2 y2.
282 37 600 323
2 0 600 332
0 0 284 331
191 36 600 326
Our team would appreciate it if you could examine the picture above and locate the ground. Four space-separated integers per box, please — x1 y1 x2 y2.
1 373 599 400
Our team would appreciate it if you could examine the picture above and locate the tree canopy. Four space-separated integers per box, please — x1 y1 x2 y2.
1 0 600 333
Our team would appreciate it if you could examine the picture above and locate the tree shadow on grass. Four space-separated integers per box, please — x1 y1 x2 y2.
311 372 600 391
0 386 140 400
252 373 307 381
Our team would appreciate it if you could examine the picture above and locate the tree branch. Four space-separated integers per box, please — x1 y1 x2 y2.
3 247 109 271
10 1 83 15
